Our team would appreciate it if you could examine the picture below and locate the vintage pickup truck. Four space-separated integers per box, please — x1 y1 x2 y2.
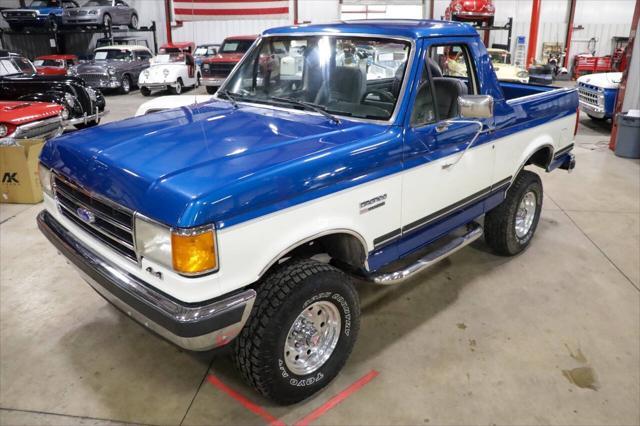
37 20 578 404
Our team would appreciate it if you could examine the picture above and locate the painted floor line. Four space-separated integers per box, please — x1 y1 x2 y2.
206 375 286 426
293 370 380 426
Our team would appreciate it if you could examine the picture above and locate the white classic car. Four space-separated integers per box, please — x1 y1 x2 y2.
138 51 201 96
488 48 529 83
134 95 214 116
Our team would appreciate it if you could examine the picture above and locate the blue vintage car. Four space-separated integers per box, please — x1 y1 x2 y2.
38 20 578 404
1 0 79 31
577 72 622 121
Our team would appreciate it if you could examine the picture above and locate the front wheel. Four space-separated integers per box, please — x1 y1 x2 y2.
484 170 543 256
205 85 217 94
169 78 183 94
234 259 360 405
118 75 131 94
140 86 151 97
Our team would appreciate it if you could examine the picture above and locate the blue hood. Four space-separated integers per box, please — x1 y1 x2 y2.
32 6 63 15
41 101 399 228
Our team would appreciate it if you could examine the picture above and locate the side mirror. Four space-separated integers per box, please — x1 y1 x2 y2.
458 95 494 119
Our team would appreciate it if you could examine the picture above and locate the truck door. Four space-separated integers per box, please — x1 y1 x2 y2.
400 39 495 257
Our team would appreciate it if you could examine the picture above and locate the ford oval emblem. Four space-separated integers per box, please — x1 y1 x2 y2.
76 207 95 224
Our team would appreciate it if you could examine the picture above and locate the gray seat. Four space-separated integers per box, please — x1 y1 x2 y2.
315 66 366 104
432 77 468 119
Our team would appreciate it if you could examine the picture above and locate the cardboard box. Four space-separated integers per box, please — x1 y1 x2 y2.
0 139 45 204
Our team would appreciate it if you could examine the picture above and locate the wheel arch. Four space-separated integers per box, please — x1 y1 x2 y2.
510 139 555 186
257 229 369 279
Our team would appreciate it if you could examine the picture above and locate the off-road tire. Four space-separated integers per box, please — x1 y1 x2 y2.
484 170 543 256
233 258 360 405
205 86 217 94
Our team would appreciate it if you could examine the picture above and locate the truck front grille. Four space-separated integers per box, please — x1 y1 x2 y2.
203 62 235 76
54 176 137 262
578 84 601 107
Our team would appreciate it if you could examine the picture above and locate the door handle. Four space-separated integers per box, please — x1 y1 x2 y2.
435 122 450 133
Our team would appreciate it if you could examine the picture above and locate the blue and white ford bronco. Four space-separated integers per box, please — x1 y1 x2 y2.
38 20 578 404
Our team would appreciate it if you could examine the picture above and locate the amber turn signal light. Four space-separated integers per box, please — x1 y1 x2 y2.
171 229 217 275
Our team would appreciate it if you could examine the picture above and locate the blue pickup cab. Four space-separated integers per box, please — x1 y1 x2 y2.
1 0 79 31
37 20 578 404
577 72 622 121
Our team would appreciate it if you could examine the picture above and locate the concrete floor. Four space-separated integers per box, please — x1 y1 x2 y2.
1 85 639 426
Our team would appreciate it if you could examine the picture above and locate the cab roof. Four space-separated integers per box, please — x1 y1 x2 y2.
263 19 478 39
95 45 151 51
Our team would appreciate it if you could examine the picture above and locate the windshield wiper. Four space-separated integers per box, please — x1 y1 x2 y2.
218 90 238 109
271 96 341 125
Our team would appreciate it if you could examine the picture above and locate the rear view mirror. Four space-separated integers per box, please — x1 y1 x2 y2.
458 95 494 119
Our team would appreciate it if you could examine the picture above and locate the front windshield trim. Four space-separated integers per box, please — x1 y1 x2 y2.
216 33 416 125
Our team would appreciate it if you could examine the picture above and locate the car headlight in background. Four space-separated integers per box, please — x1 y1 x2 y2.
0 124 8 137
107 67 116 76
134 216 219 276
143 70 150 78
38 164 53 197
60 107 70 120
163 69 170 77
88 9 98 14
517 70 529 78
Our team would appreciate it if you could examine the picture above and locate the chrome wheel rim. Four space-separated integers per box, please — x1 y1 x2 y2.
284 301 341 375
515 191 536 238
131 15 138 28
122 77 130 92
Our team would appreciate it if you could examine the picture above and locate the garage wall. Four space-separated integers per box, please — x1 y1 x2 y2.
129 0 340 46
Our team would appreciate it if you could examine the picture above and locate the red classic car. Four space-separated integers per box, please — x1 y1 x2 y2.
0 101 64 140
445 0 495 26
34 54 79 76
201 35 257 94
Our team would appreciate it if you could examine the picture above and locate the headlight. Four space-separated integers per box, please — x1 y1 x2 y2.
517 71 529 78
0 124 8 137
107 67 116 76
38 163 53 197
88 9 98 14
64 92 76 107
67 67 78 76
454 4 462 12
60 108 70 120
143 70 150 77
134 217 218 275
163 69 170 77
86 87 97 101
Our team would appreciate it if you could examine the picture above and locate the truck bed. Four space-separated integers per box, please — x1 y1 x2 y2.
500 81 563 101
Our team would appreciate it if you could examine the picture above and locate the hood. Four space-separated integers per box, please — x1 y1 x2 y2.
1 101 62 125
40 100 394 228
76 62 117 72
577 72 622 90
37 66 66 76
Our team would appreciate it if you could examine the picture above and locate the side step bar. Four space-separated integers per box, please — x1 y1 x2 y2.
368 223 483 285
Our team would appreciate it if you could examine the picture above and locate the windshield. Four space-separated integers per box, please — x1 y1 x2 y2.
83 0 111 6
0 59 22 76
223 35 411 121
220 40 253 54
490 51 511 64
195 46 216 56
30 0 55 7
94 49 132 61
34 59 63 67
154 53 185 64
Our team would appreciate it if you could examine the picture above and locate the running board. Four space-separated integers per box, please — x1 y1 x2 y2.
368 223 483 285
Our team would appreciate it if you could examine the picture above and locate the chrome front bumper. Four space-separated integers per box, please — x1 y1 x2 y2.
141 82 177 91
64 109 108 126
202 77 226 86
578 100 607 118
37 210 256 351
12 116 63 140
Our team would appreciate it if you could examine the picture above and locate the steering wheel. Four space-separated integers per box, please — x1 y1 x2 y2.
362 90 394 103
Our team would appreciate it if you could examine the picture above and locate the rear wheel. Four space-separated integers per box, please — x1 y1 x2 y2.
205 85 217 94
484 170 543 256
128 14 138 29
234 259 360 405
587 114 607 122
